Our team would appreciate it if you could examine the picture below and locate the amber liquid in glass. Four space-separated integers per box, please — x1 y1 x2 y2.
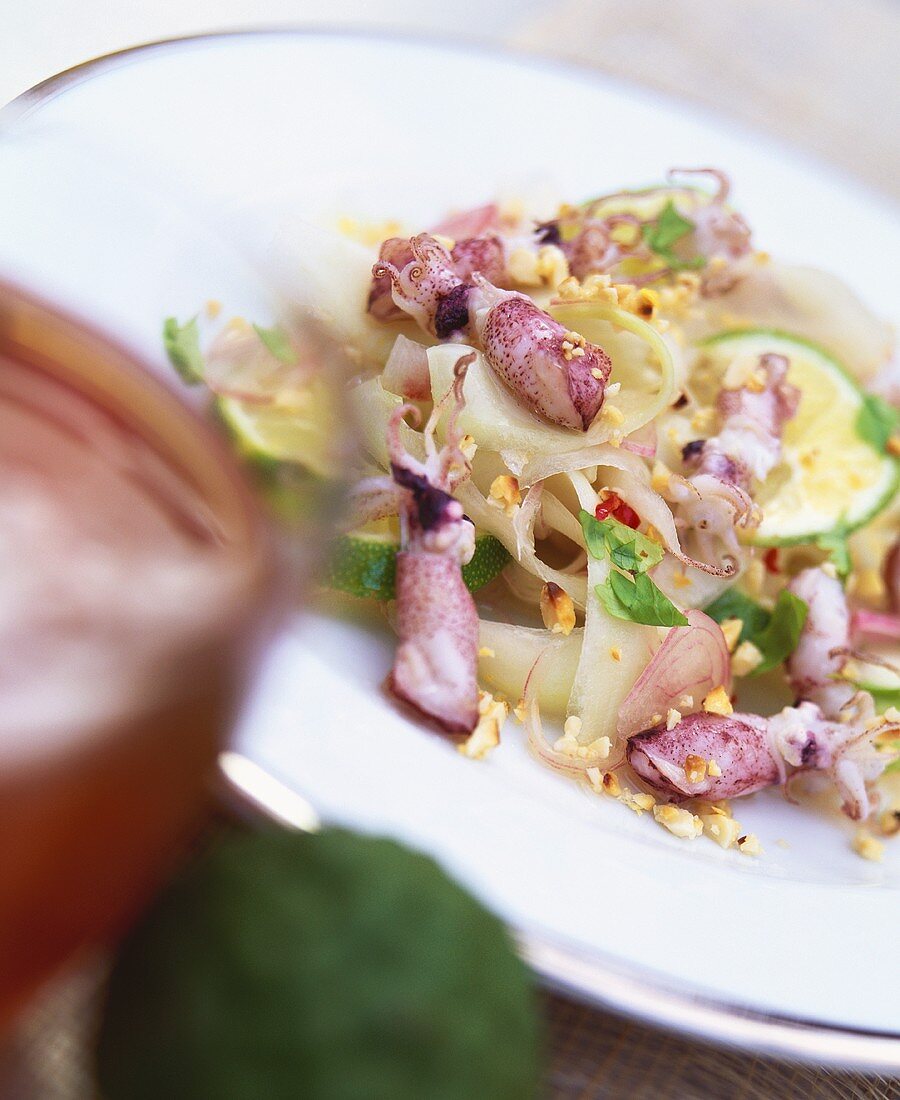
0 287 276 1031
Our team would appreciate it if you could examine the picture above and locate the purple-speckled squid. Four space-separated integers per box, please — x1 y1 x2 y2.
383 353 481 733
664 353 799 567
372 233 611 430
627 568 899 820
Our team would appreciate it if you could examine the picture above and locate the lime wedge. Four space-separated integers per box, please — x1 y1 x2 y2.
697 329 899 545
328 525 510 601
215 384 339 481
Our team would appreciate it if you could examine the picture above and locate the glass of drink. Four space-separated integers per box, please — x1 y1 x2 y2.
0 280 281 1032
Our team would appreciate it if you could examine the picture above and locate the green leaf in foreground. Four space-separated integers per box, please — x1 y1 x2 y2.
579 510 663 575
96 829 540 1100
162 316 204 384
253 323 297 365
856 393 900 454
597 570 688 628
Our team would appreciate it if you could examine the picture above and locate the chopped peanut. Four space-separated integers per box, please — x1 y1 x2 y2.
651 461 672 495
731 641 763 677
600 403 625 426
852 829 884 862
458 692 508 760
719 618 743 653
666 708 682 731
563 715 583 738
506 246 542 287
684 755 708 784
707 759 722 778
610 646 622 662
602 771 622 798
541 582 576 636
653 804 703 839
489 475 521 516
737 833 763 857
702 686 733 716
700 814 741 849
690 406 717 433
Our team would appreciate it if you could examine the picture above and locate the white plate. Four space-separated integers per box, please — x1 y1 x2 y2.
2 31 898 1068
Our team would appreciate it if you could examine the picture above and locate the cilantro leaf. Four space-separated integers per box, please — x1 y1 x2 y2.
706 587 808 675
749 589 808 675
705 589 771 644
641 201 706 271
579 510 663 574
254 323 297 365
597 570 688 627
856 393 899 454
163 316 204 384
813 527 852 578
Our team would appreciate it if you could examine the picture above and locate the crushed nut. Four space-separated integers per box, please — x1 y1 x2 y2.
541 582 576 636
506 246 542 287
535 245 569 287
690 406 717 434
666 708 682 731
591 367 605 380
852 829 884 862
720 618 743 653
458 692 508 760
678 695 693 709
489 475 521 516
707 759 722 778
700 813 741 849
610 646 622 662
602 771 622 798
563 715 583 738
848 568 887 602
600 403 625 426
703 686 733 716
737 833 763 857
606 381 621 396
632 792 657 811
513 698 527 724
653 804 704 839
731 641 763 677
651 461 672 495
684 755 708 784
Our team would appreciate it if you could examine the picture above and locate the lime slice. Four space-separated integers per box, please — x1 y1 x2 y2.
215 384 338 481
328 524 510 601
697 329 899 546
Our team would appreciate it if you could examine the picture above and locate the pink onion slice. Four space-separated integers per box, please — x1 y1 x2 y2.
617 610 731 738
381 335 432 400
851 610 900 641
430 203 500 240
620 421 657 458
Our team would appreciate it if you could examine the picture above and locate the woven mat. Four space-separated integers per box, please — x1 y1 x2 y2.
514 0 900 204
1 968 897 1099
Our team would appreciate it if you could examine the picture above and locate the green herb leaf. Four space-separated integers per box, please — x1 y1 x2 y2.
749 589 808 675
641 200 706 271
597 570 688 627
856 393 899 454
813 527 853 579
704 589 772 644
254 323 297 365
579 510 663 574
162 316 204 384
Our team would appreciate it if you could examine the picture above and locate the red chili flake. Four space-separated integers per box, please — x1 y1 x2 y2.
763 548 780 574
595 493 641 529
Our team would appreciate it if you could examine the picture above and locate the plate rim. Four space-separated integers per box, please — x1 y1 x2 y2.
8 28 899 1071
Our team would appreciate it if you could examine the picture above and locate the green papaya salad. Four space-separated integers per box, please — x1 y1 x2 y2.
165 168 900 858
